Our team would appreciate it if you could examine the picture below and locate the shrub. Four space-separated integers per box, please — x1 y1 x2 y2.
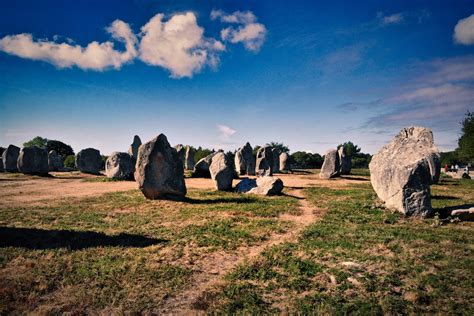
64 155 76 169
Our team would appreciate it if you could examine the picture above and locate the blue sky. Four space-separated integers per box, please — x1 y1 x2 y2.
1 0 473 155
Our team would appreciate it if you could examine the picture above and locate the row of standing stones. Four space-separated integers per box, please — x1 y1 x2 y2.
1 126 468 218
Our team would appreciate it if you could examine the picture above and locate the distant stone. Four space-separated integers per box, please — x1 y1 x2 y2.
279 152 289 171
462 172 471 179
0 147 4 172
320 149 340 179
17 146 49 175
48 150 64 171
174 144 185 167
255 146 273 176
2 145 20 172
426 153 441 184
338 146 351 175
369 126 439 217
450 207 474 221
235 142 255 176
209 152 234 191
128 135 142 160
76 148 102 174
193 152 218 178
135 134 186 199
185 145 195 170
271 148 281 173
106 152 135 180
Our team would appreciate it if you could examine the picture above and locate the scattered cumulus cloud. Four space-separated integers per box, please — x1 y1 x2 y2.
0 10 264 77
376 10 431 27
379 12 405 25
211 9 267 51
217 124 236 140
454 14 474 45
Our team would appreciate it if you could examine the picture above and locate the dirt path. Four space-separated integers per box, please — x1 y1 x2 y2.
158 188 326 314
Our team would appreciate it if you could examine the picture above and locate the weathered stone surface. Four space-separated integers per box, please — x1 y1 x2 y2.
106 152 135 180
193 152 218 178
320 149 340 179
271 148 281 173
450 207 474 221
235 142 255 176
135 134 186 199
338 146 352 175
76 148 102 174
369 126 439 217
174 144 185 167
279 152 289 171
209 152 234 191
235 176 284 195
48 150 64 171
185 145 195 170
17 146 49 175
2 145 20 172
128 135 142 160
255 146 273 176
0 147 4 172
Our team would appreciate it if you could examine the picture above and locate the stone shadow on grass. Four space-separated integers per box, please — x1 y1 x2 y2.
182 197 258 205
0 227 167 250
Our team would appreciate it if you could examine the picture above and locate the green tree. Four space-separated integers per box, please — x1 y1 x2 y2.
290 151 323 169
337 141 361 157
194 146 213 162
265 142 290 153
23 136 47 148
457 111 474 163
63 155 76 169
46 140 74 158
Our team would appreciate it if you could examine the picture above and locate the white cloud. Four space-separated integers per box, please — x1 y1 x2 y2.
454 14 474 45
378 12 405 25
211 9 266 51
0 19 137 70
217 124 236 140
139 12 225 78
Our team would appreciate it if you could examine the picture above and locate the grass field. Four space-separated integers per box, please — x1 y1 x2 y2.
0 172 472 313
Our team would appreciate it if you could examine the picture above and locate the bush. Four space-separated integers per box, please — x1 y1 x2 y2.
290 151 323 169
64 155 76 169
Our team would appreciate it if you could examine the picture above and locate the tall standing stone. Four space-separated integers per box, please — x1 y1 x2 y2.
185 145 195 170
279 152 289 171
338 146 352 175
271 148 281 173
174 144 185 167
427 152 441 184
2 145 20 172
209 152 234 191
48 150 64 171
128 135 142 160
369 126 439 217
320 149 340 179
0 147 5 172
17 146 49 175
235 142 255 176
135 134 186 199
106 152 135 180
76 148 102 174
255 146 273 176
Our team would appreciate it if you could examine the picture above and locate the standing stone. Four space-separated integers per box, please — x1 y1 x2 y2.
106 152 135 180
235 176 284 196
17 146 49 175
338 146 352 175
235 142 255 176
2 145 20 172
185 146 195 170
271 148 281 173
209 152 234 191
369 126 439 217
279 152 289 171
48 150 64 171
193 152 218 178
0 147 5 172
76 148 102 174
320 149 340 179
427 152 441 184
174 144 186 167
255 146 273 176
135 134 186 199
128 135 142 160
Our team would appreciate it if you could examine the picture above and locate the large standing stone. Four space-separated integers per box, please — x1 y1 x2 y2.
76 148 102 174
235 176 284 196
279 152 289 171
369 126 440 217
320 149 340 179
128 135 142 160
135 134 186 199
235 142 256 176
48 150 64 171
0 147 5 172
193 152 218 178
255 146 273 176
17 146 49 175
209 152 234 191
271 148 281 173
338 146 352 175
2 145 20 172
185 146 195 170
106 152 135 180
